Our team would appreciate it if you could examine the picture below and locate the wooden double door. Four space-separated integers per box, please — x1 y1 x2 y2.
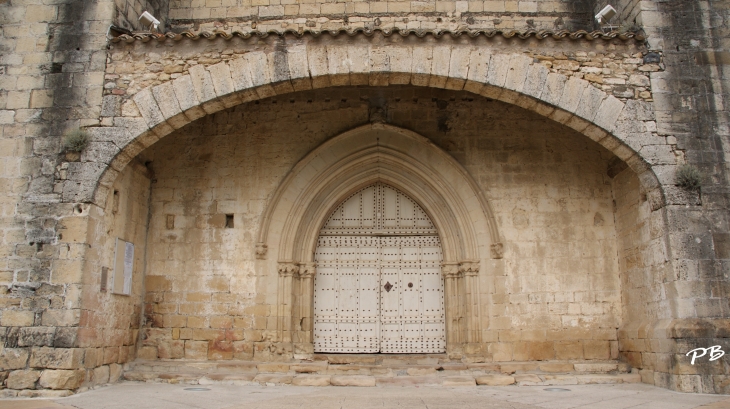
313 183 446 353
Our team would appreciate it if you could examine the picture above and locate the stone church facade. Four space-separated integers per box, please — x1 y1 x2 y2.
1 0 729 396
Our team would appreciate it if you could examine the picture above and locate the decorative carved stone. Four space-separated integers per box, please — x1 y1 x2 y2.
441 262 461 278
298 262 316 278
255 242 268 259
277 261 299 277
459 260 480 276
490 242 504 259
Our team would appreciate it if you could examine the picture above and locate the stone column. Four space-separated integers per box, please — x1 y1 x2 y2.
297 262 316 346
460 260 481 344
441 262 462 345
277 261 299 343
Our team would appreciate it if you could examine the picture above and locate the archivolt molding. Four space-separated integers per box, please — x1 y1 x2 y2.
260 123 499 266
80 41 669 211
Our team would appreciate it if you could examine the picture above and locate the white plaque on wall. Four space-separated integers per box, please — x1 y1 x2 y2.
113 238 134 295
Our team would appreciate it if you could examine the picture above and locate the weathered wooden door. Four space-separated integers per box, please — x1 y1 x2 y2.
313 183 445 353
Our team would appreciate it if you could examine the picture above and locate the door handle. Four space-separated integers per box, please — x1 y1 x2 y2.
384 282 393 292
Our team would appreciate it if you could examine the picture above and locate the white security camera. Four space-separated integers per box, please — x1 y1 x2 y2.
139 11 160 31
595 5 617 25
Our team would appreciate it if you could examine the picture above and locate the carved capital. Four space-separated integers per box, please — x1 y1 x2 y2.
278 261 299 277
490 242 504 259
441 262 461 278
256 243 268 259
298 262 316 278
459 260 480 276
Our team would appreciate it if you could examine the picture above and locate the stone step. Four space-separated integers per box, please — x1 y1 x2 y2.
122 371 641 387
125 359 631 376
123 358 637 387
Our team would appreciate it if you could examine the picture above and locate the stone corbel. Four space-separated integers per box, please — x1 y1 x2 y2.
256 242 268 259
490 242 504 259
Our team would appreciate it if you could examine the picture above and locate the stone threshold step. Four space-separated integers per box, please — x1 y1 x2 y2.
126 360 630 376
122 372 641 387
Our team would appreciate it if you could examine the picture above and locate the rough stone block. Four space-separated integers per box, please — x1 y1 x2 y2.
445 47 470 90
486 53 512 89
207 61 241 108
286 44 312 91
522 63 549 99
41 309 81 328
411 46 433 87
330 375 376 386
253 374 293 384
7 369 40 390
558 76 589 114
443 376 476 386
387 46 413 85
29 347 84 369
244 52 276 99
92 365 110 385
132 87 173 136
18 327 55 347
307 46 330 89
326 46 351 86
464 48 490 94
1 310 35 327
542 72 568 106
503 54 532 93
0 348 30 370
475 374 515 385
38 369 85 390
575 85 607 122
429 46 451 89
150 82 187 129
292 374 331 386
188 64 225 114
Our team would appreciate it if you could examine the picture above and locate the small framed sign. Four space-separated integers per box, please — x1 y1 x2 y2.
112 238 134 295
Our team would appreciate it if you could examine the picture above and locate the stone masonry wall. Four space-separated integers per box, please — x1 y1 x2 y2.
76 160 151 387
136 85 628 363
104 36 655 104
0 0 123 398
168 0 596 33
612 0 730 394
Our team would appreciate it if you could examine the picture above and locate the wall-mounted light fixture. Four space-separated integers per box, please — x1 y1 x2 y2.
595 5 617 25
139 11 160 32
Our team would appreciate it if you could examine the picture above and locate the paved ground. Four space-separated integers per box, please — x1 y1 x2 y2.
1 382 730 409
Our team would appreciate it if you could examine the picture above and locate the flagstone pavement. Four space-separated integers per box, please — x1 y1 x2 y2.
1 382 729 409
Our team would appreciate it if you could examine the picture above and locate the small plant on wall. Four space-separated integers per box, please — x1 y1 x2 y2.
676 164 703 191
62 128 89 152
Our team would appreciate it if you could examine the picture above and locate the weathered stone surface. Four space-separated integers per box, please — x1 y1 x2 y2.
253 374 293 384
0 348 30 370
442 376 476 386
29 347 84 369
330 375 376 386
475 375 516 386
7 369 40 390
292 375 331 386
38 369 85 389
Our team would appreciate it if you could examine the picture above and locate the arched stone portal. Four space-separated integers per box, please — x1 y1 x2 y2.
262 124 497 355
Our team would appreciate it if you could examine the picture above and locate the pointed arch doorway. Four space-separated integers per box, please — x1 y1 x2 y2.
313 182 446 353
